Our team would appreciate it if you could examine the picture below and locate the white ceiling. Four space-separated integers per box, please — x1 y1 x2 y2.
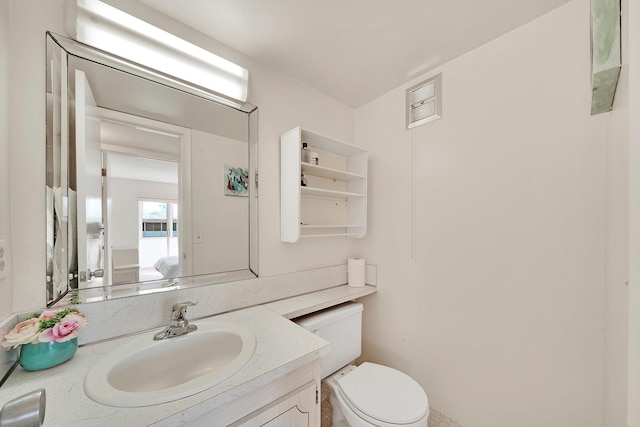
100 121 179 184
107 153 178 184
139 0 572 107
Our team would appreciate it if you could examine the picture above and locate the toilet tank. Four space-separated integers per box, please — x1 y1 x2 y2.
294 302 363 379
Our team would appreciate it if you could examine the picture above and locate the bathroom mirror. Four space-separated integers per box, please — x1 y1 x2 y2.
46 32 258 305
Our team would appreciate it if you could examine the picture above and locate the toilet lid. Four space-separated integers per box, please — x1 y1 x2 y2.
337 362 428 425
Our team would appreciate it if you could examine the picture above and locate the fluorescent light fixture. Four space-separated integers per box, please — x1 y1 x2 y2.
75 0 249 102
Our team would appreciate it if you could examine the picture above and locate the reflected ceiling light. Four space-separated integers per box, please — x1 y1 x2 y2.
74 0 249 103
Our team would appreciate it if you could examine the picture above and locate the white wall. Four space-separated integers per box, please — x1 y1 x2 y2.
604 80 628 427
0 1 11 319
626 0 640 421
355 2 607 426
190 131 249 273
9 0 67 311
109 177 178 248
8 0 355 311
603 0 629 423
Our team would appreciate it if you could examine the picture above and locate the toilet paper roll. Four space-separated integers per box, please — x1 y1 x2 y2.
347 257 366 288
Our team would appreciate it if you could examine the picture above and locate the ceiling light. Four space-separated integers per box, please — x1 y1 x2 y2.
73 0 249 102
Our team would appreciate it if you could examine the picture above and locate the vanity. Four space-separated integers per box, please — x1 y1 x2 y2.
1 285 376 426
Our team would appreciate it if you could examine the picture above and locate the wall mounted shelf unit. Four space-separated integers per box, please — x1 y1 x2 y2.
281 127 367 242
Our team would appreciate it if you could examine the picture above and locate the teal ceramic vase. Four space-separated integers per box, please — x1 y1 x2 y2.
19 338 78 371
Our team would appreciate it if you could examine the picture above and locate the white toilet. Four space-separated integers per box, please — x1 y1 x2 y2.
295 302 429 427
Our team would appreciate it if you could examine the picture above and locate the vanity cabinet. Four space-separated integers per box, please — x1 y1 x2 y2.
232 381 318 426
281 127 368 242
189 359 321 427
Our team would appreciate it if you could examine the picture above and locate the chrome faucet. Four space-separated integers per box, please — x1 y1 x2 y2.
153 301 198 340
0 388 46 427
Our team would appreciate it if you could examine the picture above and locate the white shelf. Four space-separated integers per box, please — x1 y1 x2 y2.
300 233 360 238
301 162 366 181
265 284 378 319
281 127 368 243
301 186 365 199
300 224 363 228
300 224 364 239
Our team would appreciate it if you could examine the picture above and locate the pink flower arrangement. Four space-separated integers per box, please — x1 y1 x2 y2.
1 308 88 350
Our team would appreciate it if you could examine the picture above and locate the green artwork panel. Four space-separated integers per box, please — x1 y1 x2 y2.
591 0 621 115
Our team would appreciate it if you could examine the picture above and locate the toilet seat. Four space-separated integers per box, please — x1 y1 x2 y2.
335 362 428 426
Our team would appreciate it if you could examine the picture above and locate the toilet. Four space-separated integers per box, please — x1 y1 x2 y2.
295 302 429 427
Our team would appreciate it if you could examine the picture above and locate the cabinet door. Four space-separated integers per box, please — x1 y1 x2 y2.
233 382 318 427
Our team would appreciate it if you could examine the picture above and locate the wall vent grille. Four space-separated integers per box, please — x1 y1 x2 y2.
406 74 442 129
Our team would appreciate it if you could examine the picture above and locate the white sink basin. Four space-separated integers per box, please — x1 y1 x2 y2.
84 319 256 407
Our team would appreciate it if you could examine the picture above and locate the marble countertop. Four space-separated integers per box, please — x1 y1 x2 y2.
1 305 329 427
265 284 377 319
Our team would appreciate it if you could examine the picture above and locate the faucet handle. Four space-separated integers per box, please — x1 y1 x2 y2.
171 301 197 320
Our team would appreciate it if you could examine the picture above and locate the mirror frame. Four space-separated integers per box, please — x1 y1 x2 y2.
46 32 258 306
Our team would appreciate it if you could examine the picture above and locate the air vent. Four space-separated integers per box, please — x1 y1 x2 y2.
406 74 442 129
